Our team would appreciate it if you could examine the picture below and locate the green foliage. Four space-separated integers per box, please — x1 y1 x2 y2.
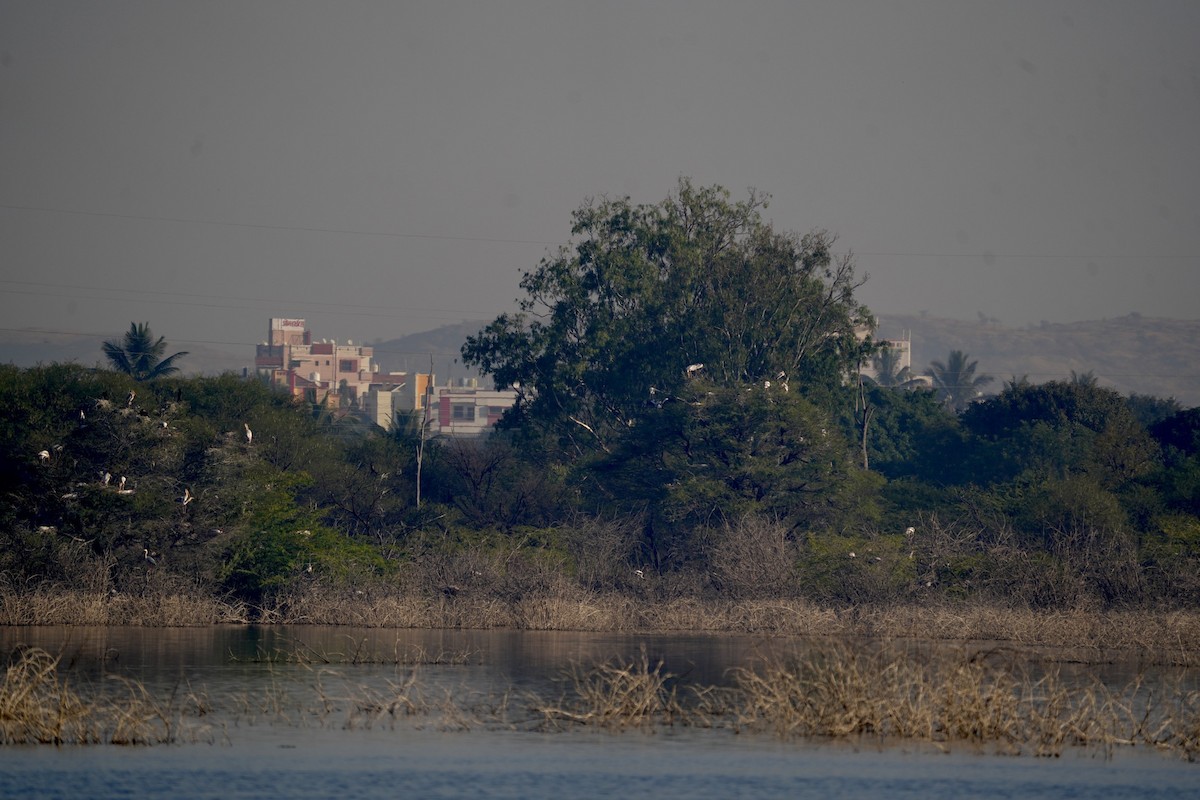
462 178 874 459
581 381 880 570
101 322 189 381
961 380 1158 487
848 384 955 478
1126 393 1183 430
1151 408 1200 462
215 468 384 602
3 191 1200 611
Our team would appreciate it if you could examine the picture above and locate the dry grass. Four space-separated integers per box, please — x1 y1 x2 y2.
0 647 213 745
533 647 688 730
729 643 1200 759
0 647 97 744
524 641 1200 759
2 584 1199 666
844 606 1200 665
0 589 248 626
5 642 1198 759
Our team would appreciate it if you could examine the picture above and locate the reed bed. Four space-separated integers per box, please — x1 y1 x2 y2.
533 647 687 730
0 647 213 745
0 589 248 627
3 585 1200 665
4 643 1199 759
531 642 1200 760
727 644 1200 759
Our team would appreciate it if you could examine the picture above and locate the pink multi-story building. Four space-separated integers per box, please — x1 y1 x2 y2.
254 318 514 436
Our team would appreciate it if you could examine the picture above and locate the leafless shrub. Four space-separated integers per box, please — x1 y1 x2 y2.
705 516 798 599
560 515 643 591
534 646 686 730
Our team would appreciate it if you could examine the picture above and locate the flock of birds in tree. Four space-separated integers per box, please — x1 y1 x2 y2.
33 393 257 571
648 365 790 409
41 387 927 582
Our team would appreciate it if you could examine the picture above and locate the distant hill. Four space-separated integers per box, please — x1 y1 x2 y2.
875 313 1200 407
369 320 490 385
4 315 1197 407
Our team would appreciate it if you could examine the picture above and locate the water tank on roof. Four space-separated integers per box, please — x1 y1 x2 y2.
310 372 321 383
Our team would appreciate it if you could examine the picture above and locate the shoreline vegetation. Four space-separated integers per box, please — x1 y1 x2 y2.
4 182 1200 759
2 640 1198 760
3 587 1199 667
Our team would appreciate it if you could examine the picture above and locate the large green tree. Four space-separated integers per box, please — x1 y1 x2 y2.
462 179 875 458
102 322 189 381
959 380 1159 487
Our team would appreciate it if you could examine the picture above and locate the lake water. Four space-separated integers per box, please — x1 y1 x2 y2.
0 626 1195 799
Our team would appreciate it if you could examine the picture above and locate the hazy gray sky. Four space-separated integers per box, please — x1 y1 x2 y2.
2 1 1198 356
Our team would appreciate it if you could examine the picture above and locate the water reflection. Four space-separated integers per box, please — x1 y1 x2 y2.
0 626 1195 799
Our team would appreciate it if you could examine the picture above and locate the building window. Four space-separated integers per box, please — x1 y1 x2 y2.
452 404 476 421
340 360 356 373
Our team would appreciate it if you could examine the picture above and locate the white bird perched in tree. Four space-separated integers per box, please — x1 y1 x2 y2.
126 390 136 407
118 475 127 490
181 488 193 506
244 423 253 445
685 363 704 378
38 450 50 463
143 548 157 567
101 471 111 486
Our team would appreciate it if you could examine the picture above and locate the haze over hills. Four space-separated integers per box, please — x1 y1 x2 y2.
2 315 1197 408
875 313 1200 407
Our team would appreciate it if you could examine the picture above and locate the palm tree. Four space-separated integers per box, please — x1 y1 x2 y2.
867 345 920 389
102 322 189 381
1069 369 1098 387
926 350 993 411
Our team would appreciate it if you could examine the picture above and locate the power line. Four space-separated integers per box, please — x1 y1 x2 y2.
0 202 563 247
3 202 1195 261
855 251 1196 261
0 279 501 320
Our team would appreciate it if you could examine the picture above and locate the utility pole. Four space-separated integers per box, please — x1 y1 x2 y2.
415 354 433 508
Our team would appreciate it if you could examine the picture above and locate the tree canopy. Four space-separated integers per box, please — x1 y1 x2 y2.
102 322 189 381
462 179 875 457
